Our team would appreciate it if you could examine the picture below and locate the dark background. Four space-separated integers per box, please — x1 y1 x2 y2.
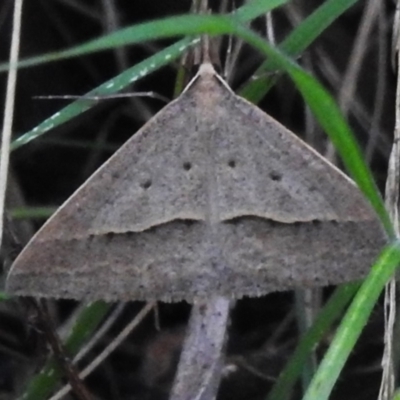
0 1 396 399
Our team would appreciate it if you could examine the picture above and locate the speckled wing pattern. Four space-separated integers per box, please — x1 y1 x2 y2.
6 65 386 302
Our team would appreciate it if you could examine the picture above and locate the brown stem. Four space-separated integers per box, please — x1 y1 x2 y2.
34 299 93 400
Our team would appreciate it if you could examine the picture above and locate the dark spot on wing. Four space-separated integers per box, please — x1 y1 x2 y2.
269 171 282 182
228 159 236 168
140 179 152 189
183 161 192 171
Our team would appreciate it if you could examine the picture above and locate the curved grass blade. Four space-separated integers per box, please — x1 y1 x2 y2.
266 283 360 400
240 0 361 102
11 38 197 150
0 0 287 73
302 242 400 400
11 0 287 151
232 24 391 235
15 14 386 231
289 68 391 234
6 0 360 151
229 25 394 400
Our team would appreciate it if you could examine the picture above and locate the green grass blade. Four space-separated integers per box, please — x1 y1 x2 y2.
267 283 360 400
289 68 391 233
234 0 287 21
0 292 10 300
5 0 359 151
240 0 360 102
10 206 56 219
0 0 287 73
302 242 400 400
11 38 196 150
11 0 288 150
232 24 391 234
229 24 394 400
20 301 110 400
15 12 388 235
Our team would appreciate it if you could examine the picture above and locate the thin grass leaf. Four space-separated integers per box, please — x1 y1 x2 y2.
253 3 369 388
0 292 10 300
290 68 391 234
229 24 394 400
11 0 287 151
11 38 196 150
0 0 287 73
232 24 391 235
302 242 400 400
5 0 359 150
15 14 387 235
266 283 360 400
64 301 112 353
10 206 56 219
20 301 110 400
234 0 288 21
240 0 361 102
